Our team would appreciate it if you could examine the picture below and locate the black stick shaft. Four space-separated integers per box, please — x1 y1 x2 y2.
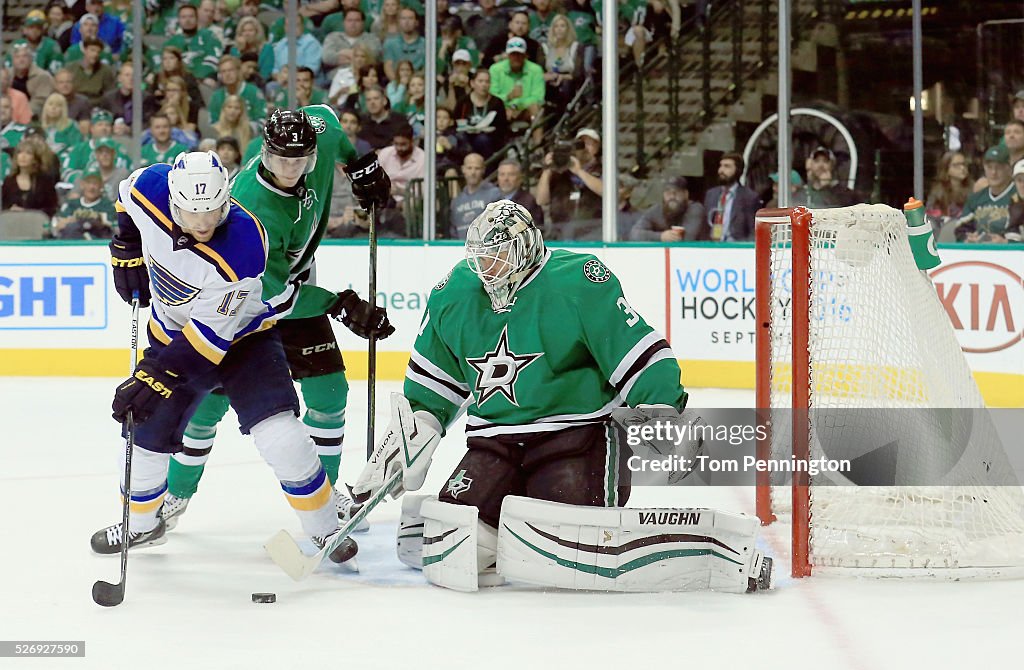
366 203 378 459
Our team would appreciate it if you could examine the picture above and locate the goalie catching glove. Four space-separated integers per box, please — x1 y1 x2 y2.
328 289 396 340
351 394 442 503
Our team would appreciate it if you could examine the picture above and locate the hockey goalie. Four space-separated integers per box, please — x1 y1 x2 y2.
351 200 773 594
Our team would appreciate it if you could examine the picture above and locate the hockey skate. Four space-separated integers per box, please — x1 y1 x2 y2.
335 489 369 532
159 494 190 531
312 530 359 564
747 555 774 593
90 518 167 555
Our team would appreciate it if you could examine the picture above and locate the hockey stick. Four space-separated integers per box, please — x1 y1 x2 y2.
264 468 403 581
92 292 141 607
366 201 378 459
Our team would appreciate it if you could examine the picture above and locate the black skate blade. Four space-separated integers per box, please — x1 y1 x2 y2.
92 580 125 607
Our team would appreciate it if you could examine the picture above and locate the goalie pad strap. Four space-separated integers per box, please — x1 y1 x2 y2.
496 496 762 593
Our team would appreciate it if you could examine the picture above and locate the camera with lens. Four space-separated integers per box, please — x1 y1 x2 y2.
551 140 574 172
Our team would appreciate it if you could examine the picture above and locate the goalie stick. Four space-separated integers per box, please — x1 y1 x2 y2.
264 468 403 581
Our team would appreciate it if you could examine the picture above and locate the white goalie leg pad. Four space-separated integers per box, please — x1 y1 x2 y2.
397 494 435 570
497 496 766 593
420 500 485 592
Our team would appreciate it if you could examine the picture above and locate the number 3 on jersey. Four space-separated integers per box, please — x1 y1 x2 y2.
617 296 639 327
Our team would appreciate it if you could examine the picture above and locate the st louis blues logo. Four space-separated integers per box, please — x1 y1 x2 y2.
466 326 543 407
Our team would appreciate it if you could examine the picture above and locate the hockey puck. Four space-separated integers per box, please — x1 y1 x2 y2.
332 537 359 563
251 592 276 604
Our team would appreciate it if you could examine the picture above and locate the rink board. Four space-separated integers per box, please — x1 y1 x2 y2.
0 241 1020 406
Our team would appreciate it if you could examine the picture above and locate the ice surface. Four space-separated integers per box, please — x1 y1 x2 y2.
0 379 1018 669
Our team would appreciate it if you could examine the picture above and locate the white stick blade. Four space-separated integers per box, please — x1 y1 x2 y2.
263 530 319 582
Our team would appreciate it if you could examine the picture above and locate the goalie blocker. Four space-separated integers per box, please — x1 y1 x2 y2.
405 496 773 594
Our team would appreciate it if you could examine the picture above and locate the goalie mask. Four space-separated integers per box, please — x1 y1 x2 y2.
167 151 231 241
465 200 545 312
261 109 318 186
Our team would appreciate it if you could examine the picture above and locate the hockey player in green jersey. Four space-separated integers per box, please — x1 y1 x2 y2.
352 200 773 593
152 107 395 535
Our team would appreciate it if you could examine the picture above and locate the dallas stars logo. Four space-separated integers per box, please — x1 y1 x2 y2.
466 326 543 406
446 470 473 499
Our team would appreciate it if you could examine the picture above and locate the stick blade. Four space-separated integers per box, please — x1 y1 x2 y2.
263 530 319 581
92 580 125 607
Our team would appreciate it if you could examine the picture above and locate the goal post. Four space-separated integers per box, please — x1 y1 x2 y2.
755 204 1024 579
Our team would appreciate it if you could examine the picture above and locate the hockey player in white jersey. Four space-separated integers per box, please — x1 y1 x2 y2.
90 152 354 564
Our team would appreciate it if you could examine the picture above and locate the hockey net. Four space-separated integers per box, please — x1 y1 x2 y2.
755 205 1024 578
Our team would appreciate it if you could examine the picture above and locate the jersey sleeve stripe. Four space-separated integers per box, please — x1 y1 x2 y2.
148 316 173 345
609 331 667 386
130 186 174 232
407 368 469 407
233 308 277 340
115 200 126 213
618 348 677 401
183 322 226 364
410 350 470 392
192 243 240 283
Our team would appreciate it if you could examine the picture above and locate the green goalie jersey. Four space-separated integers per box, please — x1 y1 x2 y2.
406 250 688 437
230 104 358 319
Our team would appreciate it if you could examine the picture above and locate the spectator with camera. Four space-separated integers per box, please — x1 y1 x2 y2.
630 176 706 242
51 171 116 239
535 127 603 240
703 152 761 242
450 153 501 239
489 37 545 130
955 145 1015 243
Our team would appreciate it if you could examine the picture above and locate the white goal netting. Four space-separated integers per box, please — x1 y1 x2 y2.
760 204 1024 576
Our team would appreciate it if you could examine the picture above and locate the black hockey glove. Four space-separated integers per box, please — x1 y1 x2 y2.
347 151 391 212
109 236 151 308
112 360 180 424
328 289 396 340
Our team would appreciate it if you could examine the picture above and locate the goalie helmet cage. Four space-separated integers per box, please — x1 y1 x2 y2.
754 205 1024 579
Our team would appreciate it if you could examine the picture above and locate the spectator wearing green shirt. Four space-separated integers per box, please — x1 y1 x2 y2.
489 37 545 128
437 15 479 77
40 93 83 165
52 171 116 239
66 37 114 107
382 8 425 81
139 113 191 168
209 55 266 125
270 66 328 112
956 145 1016 243
15 11 64 75
528 0 559 42
63 15 114 67
230 16 276 84
165 4 223 85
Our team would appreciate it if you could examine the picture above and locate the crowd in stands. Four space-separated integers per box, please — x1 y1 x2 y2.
0 0 1017 245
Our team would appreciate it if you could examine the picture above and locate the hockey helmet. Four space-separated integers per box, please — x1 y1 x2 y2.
261 108 318 183
465 200 545 312
167 151 231 240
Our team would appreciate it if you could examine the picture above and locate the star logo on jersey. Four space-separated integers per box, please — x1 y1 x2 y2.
466 326 543 407
446 470 473 499
309 116 326 134
583 259 611 283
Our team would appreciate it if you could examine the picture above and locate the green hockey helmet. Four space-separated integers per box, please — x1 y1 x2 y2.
465 200 545 312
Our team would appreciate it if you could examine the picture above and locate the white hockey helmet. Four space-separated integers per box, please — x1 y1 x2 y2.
465 200 545 312
167 151 231 234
